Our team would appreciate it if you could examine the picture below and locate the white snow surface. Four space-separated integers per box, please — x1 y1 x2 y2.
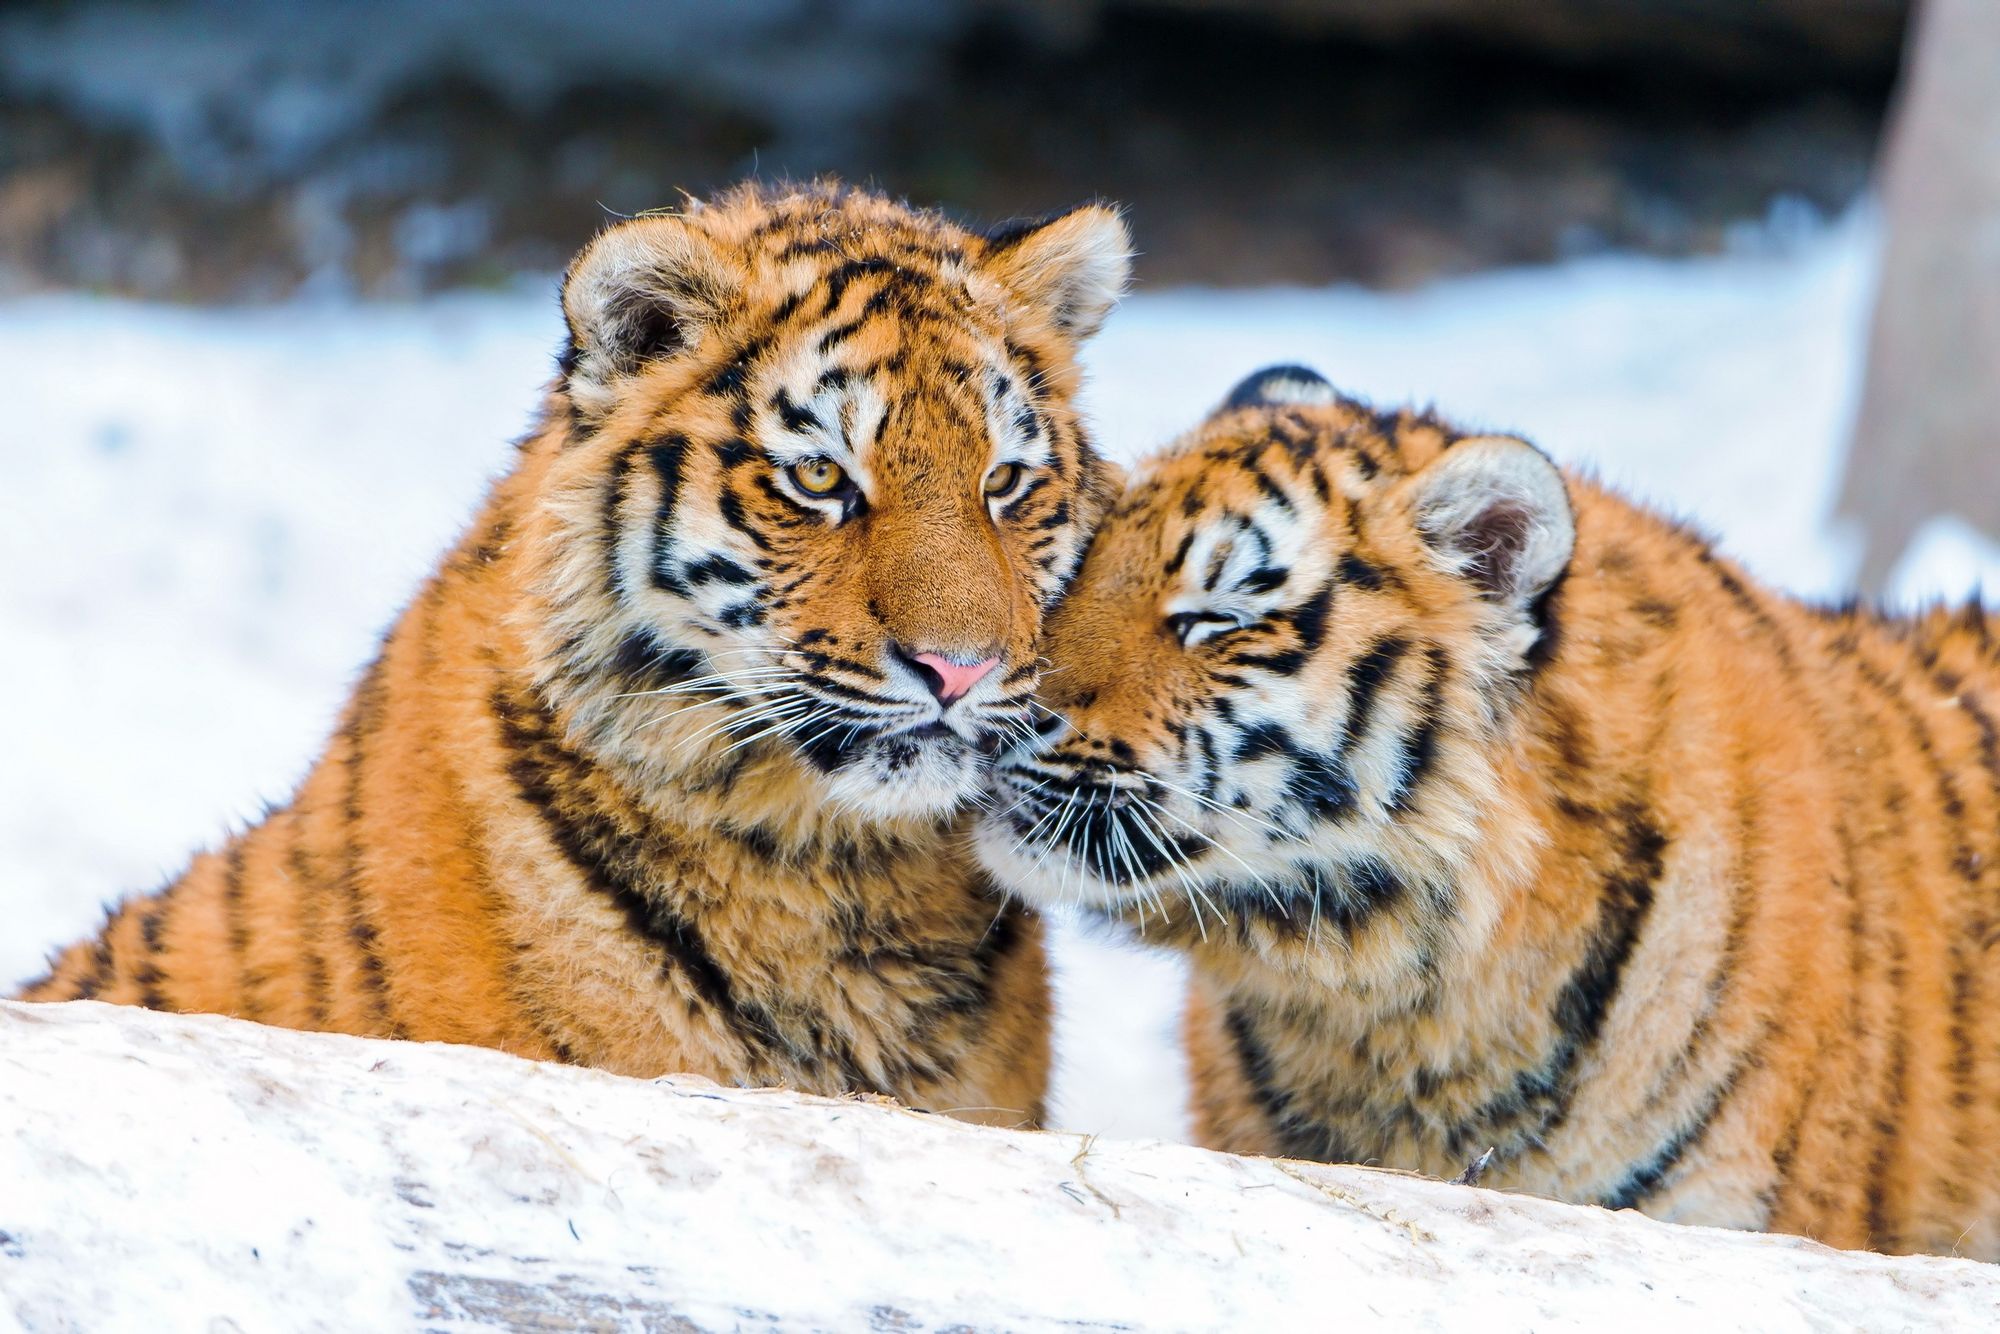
5 210 2000 1148
5 998 1997 1332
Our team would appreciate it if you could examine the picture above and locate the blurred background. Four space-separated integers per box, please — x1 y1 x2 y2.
0 0 1908 296
4 0 1997 1142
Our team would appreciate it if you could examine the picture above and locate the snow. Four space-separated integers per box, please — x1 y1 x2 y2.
7 209 2000 1150
5 999 1997 1332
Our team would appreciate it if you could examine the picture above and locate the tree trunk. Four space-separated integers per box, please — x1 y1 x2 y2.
1839 0 2000 591
2 1000 1996 1331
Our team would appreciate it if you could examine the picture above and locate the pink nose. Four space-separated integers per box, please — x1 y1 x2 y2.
911 652 1001 703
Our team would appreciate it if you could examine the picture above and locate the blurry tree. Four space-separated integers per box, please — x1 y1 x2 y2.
1838 0 2000 591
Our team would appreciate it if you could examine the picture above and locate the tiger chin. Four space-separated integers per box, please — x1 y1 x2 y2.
20 180 1132 1128
976 363 2000 1256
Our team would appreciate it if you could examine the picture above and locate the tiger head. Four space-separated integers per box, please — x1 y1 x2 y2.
973 366 1576 965
522 182 1131 822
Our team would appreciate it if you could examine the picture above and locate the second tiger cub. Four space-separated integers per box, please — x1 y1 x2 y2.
977 364 2000 1257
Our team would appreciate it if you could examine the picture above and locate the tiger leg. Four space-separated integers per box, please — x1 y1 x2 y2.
1183 978 1282 1157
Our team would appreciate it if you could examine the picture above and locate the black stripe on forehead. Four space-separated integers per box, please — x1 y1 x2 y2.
1176 400 1426 501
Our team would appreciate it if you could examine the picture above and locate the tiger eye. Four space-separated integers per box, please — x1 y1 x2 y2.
985 462 1024 497
791 458 847 495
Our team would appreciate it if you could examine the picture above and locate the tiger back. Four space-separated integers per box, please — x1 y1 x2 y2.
976 364 2000 1252
20 181 1132 1129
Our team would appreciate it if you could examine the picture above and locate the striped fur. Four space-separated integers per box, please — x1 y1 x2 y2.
975 365 2000 1251
19 181 1133 1128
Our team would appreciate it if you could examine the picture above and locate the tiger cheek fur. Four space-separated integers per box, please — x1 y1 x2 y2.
978 363 2000 1256
19 182 1131 1129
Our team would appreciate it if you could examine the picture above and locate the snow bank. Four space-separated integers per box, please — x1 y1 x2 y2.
2 999 1993 1332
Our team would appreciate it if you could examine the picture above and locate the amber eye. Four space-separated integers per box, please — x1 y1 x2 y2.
985 462 1026 499
789 458 848 496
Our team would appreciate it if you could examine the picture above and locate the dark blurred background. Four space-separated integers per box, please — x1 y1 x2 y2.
0 0 1908 299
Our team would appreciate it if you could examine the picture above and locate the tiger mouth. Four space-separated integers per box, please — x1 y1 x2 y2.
790 707 1015 776
867 718 1011 758
987 773 1216 889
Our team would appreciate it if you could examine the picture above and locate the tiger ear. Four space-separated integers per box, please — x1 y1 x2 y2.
981 205 1133 341
561 215 738 417
1221 364 1341 411
1411 436 1575 607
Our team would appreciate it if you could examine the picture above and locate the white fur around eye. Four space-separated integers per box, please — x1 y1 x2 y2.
1165 609 1248 648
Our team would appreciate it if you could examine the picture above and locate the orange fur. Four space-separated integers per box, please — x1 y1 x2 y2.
21 181 1135 1128
977 367 2000 1251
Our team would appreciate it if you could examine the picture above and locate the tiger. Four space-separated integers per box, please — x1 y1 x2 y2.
17 180 1134 1129
974 363 2000 1254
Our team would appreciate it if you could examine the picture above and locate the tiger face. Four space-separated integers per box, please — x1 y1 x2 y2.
974 367 1575 958
531 184 1130 821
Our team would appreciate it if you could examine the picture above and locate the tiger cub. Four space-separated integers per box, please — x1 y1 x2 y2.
976 364 2000 1252
20 181 1133 1128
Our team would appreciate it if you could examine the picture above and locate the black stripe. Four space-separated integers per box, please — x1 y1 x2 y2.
716 488 774 552
1866 1027 1909 1250
645 435 691 593
1226 1006 1354 1163
816 314 869 354
339 663 400 1036
1827 648 1912 1254
1282 582 1333 654
1230 648 1308 675
74 932 118 1002
1283 751 1358 819
767 289 807 327
1338 635 1410 754
1698 548 1802 673
712 437 755 469
998 475 1053 524
1466 806 1665 1155
1336 553 1384 590
1766 828 1863 1225
1238 566 1288 595
1932 669 2000 1138
221 842 258 1018
1601 1058 1746 1210
1232 722 1293 764
130 889 172 1010
1234 857 1403 940
820 257 901 313
1383 648 1448 812
287 835 332 1030
1852 645 1980 1219
772 388 822 434
683 554 758 588
1243 463 1294 512
602 443 639 600
606 630 703 697
1632 774 1762 1135
492 683 789 1061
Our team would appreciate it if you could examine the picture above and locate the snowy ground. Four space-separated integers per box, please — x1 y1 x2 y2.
6 208 1998 1144
12 999 1997 1332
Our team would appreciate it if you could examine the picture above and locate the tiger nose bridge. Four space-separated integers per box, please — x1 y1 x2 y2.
868 505 1014 664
